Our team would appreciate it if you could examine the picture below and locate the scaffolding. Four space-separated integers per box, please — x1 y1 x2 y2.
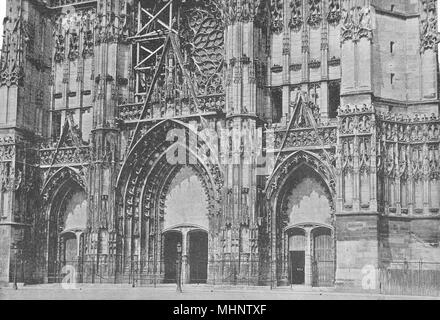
131 0 178 103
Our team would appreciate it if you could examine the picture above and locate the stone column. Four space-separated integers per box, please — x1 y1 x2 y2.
74 231 84 283
221 1 267 284
320 12 329 119
304 227 313 287
181 229 189 284
89 0 131 277
282 7 291 124
280 233 289 286
282 86 290 124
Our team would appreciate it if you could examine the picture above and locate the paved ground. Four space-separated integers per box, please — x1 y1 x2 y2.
0 284 438 300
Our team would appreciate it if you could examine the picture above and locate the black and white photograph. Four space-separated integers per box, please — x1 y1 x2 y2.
0 0 439 305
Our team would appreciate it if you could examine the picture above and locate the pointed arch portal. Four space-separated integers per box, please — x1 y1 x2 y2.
162 166 210 284
116 119 223 283
38 167 88 283
266 151 336 287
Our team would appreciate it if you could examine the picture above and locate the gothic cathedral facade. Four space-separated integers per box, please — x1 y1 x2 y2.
0 0 439 290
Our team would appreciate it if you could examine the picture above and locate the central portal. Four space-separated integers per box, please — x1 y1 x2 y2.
162 166 210 284
163 228 208 284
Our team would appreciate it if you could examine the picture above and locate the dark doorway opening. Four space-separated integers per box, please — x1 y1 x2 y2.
189 230 208 284
288 228 306 285
289 251 305 285
163 231 182 283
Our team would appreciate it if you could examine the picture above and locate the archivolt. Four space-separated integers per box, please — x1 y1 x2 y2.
35 166 87 271
116 119 224 235
41 166 87 210
266 150 336 204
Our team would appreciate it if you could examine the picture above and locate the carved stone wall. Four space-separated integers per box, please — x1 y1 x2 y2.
376 112 440 216
0 0 439 290
337 104 377 213
269 0 345 120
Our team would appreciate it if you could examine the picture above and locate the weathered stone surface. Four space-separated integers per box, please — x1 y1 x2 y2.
0 0 439 293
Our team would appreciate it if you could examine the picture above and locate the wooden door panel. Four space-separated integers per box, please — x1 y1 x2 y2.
313 229 335 287
289 251 305 285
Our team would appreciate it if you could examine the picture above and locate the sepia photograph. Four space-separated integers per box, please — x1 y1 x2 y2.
0 0 439 306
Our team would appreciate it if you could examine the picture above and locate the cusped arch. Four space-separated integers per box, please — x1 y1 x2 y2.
41 166 87 210
267 151 336 255
139 145 219 222
36 167 88 281
115 119 224 263
266 150 336 204
117 119 223 190
267 152 336 286
117 120 224 218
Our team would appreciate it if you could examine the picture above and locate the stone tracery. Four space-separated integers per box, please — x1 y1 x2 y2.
116 120 224 265
420 0 439 52
341 6 372 42
180 3 225 97
0 0 440 291
270 0 284 33
376 112 440 215
327 0 341 26
289 0 303 31
307 0 322 29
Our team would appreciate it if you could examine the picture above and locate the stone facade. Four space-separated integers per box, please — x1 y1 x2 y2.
0 0 439 291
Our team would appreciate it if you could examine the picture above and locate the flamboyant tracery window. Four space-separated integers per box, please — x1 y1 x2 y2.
180 1 225 97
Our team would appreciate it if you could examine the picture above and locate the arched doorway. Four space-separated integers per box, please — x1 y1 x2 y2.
62 232 78 263
285 225 335 287
162 227 209 284
46 180 87 283
59 230 85 283
160 165 210 284
116 120 224 284
279 166 335 286
266 152 336 287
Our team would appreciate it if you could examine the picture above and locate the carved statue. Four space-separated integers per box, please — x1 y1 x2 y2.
327 0 341 25
307 0 322 28
289 0 303 31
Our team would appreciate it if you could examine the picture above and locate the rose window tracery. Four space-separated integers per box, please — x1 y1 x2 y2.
180 2 225 97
